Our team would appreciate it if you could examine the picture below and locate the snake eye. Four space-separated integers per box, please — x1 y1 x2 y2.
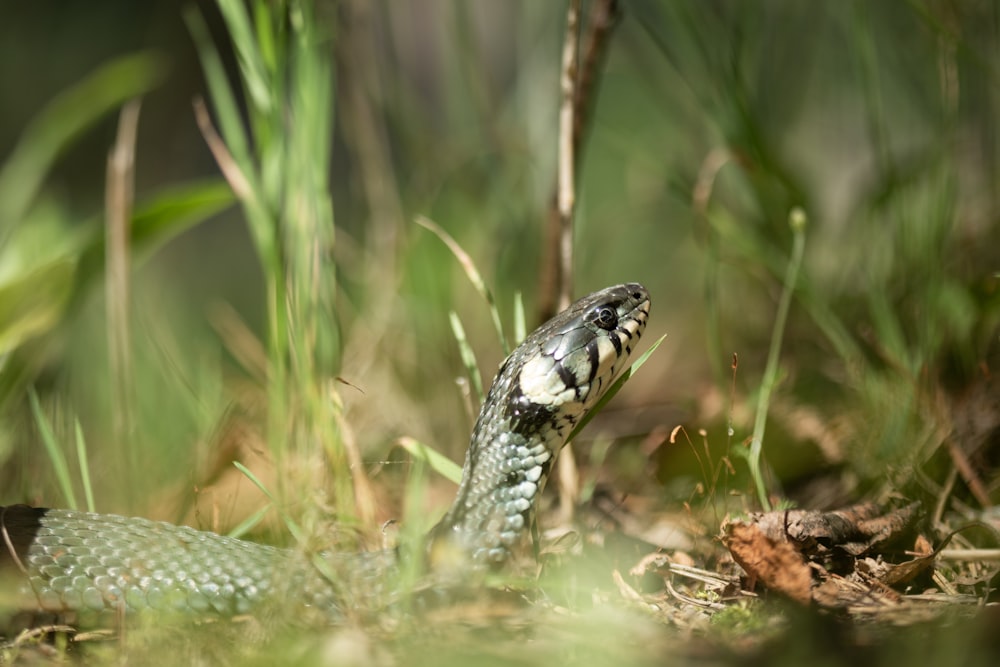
591 305 619 331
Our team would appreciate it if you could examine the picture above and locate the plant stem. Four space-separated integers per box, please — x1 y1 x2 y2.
747 208 807 511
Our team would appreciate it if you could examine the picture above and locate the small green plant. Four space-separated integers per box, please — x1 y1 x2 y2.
738 207 807 511
186 0 346 528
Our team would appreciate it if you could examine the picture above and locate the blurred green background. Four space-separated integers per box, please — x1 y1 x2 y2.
1 0 998 533
2 1 1000 665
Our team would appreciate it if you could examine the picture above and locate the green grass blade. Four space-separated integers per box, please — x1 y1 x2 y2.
29 389 78 509
128 180 236 253
449 311 485 406
184 9 256 175
567 333 666 444
73 419 95 513
77 180 235 282
397 437 463 485
513 291 526 344
746 208 808 511
232 461 304 542
234 461 338 586
415 215 509 355
226 503 272 539
215 0 274 115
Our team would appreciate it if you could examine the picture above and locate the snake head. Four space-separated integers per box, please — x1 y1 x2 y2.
512 282 650 428
429 283 650 570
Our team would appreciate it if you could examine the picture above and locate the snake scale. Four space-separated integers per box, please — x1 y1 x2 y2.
0 284 650 622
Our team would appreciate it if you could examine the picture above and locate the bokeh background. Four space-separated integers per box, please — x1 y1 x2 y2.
1 0 998 536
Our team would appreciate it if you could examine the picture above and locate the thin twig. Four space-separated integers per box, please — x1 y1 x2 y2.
937 549 1000 561
539 0 620 321
555 0 583 523
946 438 991 508
556 0 581 312
106 100 141 485
0 507 28 575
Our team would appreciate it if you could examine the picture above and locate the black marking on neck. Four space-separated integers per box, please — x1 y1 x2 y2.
505 385 555 433
607 332 623 356
555 360 577 391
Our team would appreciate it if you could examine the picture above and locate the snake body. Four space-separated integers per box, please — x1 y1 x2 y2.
0 284 650 620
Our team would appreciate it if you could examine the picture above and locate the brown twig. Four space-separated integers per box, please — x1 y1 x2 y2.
0 506 28 575
538 0 622 321
553 0 583 525
556 0 582 312
106 100 141 487
946 437 991 508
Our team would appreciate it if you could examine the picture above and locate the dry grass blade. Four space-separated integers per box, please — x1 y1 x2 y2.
334 406 378 528
192 98 255 202
415 214 509 354
937 549 1000 561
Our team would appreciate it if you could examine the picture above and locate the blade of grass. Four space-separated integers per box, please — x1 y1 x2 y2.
215 0 274 116
185 9 278 271
397 436 463 485
449 311 485 406
29 389 78 509
118 180 235 260
73 419 95 513
183 10 256 183
744 208 808 511
415 215 509 355
567 333 666 443
232 461 303 541
394 449 431 615
513 291 526 344
0 257 75 356
233 461 340 584
227 503 272 539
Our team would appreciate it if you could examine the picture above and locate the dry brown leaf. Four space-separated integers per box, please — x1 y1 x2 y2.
722 521 812 604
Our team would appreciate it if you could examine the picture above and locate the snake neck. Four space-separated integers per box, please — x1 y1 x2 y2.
428 377 561 567
428 283 650 569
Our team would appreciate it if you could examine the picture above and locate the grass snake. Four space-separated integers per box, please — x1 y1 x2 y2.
0 284 650 622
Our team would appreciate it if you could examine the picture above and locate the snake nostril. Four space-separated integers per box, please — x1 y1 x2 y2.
626 283 646 301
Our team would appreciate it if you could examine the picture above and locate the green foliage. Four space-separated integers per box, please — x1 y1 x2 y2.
1 0 999 664
0 53 167 232
187 0 344 520
0 47 236 503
